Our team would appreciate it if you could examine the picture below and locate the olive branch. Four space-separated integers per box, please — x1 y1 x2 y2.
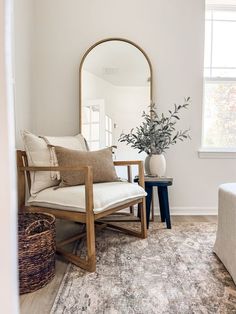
119 98 191 155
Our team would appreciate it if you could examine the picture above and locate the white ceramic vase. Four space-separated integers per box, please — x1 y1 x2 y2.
144 155 151 175
147 154 166 176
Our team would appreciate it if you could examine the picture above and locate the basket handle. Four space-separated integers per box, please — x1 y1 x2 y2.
25 219 51 236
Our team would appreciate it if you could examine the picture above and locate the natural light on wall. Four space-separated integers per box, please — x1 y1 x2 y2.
203 1 236 151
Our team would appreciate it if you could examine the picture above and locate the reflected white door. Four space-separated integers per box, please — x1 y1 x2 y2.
105 114 113 147
82 99 113 150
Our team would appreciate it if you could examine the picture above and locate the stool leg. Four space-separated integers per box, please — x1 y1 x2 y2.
151 189 155 222
162 186 171 229
158 187 166 222
145 186 152 229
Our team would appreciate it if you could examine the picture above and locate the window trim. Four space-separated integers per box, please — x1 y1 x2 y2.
200 5 236 158
206 5 236 12
205 77 236 82
198 148 236 159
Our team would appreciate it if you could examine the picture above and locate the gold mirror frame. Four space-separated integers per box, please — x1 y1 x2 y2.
79 37 153 133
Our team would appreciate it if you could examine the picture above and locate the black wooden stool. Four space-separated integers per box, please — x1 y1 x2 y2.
135 176 173 229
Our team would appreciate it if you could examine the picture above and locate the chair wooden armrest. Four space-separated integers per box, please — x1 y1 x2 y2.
18 165 91 173
18 165 94 213
113 160 145 188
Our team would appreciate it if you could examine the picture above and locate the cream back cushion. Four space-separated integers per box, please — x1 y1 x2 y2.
22 131 88 196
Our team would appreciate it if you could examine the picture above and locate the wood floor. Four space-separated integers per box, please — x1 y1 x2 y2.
20 215 217 314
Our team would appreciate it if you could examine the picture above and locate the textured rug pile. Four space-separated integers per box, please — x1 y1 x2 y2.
51 223 236 314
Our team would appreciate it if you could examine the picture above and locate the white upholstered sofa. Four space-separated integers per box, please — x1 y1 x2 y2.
214 183 236 285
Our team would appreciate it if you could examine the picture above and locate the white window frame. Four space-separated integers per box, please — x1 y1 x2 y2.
199 4 236 158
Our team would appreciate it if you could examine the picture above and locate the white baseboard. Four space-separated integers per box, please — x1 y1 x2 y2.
154 207 218 215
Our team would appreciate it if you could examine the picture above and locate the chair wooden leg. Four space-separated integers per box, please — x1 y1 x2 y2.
56 216 96 272
140 198 147 239
86 211 96 272
56 248 94 271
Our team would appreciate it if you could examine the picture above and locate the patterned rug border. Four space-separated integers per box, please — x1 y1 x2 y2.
50 222 236 314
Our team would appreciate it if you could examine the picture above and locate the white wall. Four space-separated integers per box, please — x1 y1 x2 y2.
83 70 149 156
15 0 236 213
14 0 33 147
0 0 19 312
83 70 149 178
83 70 115 111
111 85 150 159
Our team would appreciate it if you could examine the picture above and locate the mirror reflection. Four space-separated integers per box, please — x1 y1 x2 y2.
80 39 152 159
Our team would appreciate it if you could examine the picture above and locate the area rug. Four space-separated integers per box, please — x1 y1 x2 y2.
50 222 236 314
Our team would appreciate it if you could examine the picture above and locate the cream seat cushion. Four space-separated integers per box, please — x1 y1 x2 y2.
27 181 146 214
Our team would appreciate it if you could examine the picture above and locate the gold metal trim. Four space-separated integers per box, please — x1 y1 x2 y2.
79 37 153 133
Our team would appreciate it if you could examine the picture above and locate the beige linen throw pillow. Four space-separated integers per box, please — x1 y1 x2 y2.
54 146 118 187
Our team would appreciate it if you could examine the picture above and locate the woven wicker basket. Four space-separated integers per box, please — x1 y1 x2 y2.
18 213 56 294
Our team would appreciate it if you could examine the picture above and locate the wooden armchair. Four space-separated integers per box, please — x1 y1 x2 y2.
17 151 147 272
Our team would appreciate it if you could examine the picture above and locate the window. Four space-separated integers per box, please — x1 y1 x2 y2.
202 6 236 151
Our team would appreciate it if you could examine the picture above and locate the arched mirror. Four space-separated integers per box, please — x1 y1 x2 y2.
79 38 152 159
